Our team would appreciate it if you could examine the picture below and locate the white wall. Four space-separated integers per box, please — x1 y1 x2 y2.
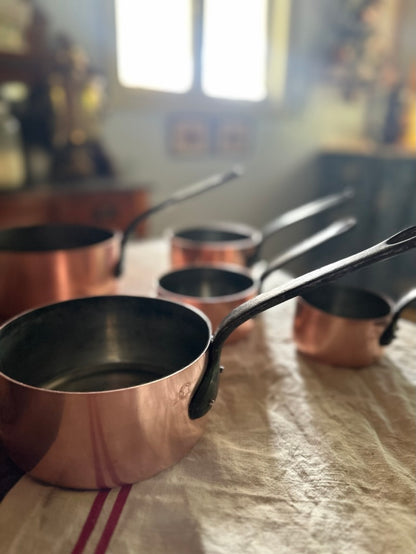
35 0 365 267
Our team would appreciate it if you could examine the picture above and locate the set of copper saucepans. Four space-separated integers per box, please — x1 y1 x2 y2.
168 187 354 268
1 164 416 490
0 167 244 321
0 167 355 321
158 218 357 342
1 226 416 489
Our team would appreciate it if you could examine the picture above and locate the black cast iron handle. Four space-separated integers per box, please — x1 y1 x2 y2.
114 166 244 276
379 288 416 345
258 217 356 286
252 187 355 262
188 225 416 419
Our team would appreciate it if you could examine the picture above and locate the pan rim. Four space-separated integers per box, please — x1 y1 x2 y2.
0 224 119 253
157 264 258 303
298 284 393 320
166 221 263 249
0 295 213 395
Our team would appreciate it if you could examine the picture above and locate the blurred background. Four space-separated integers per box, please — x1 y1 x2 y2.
0 0 415 299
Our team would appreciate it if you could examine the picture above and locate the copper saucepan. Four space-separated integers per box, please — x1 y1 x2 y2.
168 187 354 268
0 167 242 320
1 225 416 490
158 218 356 342
294 284 416 367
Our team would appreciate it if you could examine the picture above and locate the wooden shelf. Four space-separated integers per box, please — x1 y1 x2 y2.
321 140 416 160
0 183 150 236
0 52 50 85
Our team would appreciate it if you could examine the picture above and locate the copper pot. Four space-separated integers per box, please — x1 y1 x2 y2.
0 168 242 320
168 188 354 268
294 284 416 368
158 218 356 342
1 225 415 489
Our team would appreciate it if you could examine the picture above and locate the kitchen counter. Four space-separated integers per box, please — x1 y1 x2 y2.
0 238 415 553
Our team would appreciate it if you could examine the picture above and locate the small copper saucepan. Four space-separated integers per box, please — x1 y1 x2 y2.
0 167 242 320
158 218 356 342
1 225 415 490
168 187 354 268
294 284 416 368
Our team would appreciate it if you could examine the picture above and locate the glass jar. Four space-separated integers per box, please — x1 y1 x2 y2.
0 99 26 189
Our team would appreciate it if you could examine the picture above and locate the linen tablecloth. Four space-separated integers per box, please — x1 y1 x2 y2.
0 239 415 554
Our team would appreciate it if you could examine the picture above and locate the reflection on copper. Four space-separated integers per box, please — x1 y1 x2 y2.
0 378 64 472
1 354 208 489
157 287 257 343
170 241 258 269
0 234 120 320
293 298 391 368
87 396 114 489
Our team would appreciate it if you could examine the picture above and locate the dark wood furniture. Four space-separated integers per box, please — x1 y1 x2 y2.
307 144 416 298
0 182 150 236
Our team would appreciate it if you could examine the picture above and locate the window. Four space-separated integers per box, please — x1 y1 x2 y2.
202 0 267 101
114 0 288 103
115 0 193 93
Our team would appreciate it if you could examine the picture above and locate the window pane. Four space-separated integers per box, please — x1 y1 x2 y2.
115 0 193 93
202 0 268 101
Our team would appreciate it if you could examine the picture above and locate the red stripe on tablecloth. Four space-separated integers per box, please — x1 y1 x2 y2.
71 489 110 554
94 484 132 554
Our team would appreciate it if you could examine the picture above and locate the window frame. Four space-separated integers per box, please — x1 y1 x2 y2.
99 0 292 115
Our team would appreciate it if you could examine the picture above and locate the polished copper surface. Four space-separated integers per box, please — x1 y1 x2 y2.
0 168 242 321
157 283 257 343
0 358 207 489
0 233 120 320
163 218 359 342
168 188 355 269
293 297 391 367
2 224 416 490
168 223 262 269
0 294 212 490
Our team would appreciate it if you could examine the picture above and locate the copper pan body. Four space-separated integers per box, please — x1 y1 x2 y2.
168 188 355 269
162 218 359 342
157 264 258 343
2 226 416 488
0 296 211 489
293 285 393 367
0 225 121 321
168 222 262 269
0 168 242 320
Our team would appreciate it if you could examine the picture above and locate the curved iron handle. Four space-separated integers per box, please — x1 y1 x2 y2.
249 188 355 264
379 288 416 345
189 225 416 419
258 217 356 286
114 166 244 276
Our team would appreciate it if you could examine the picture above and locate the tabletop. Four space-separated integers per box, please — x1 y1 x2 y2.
0 239 415 554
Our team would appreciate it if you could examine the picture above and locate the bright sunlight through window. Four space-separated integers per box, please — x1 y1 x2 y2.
115 0 193 93
115 0 269 101
202 0 268 101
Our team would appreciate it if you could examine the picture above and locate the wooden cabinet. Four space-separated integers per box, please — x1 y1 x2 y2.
307 146 416 297
0 184 150 236
0 52 49 85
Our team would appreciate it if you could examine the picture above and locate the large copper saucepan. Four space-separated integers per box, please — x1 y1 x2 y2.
168 187 354 268
294 284 416 367
0 167 242 320
158 218 356 342
1 225 415 490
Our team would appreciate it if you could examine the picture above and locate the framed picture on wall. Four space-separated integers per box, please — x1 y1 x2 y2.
167 115 211 157
213 117 253 156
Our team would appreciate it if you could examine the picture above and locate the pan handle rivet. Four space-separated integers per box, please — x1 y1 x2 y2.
179 383 191 399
